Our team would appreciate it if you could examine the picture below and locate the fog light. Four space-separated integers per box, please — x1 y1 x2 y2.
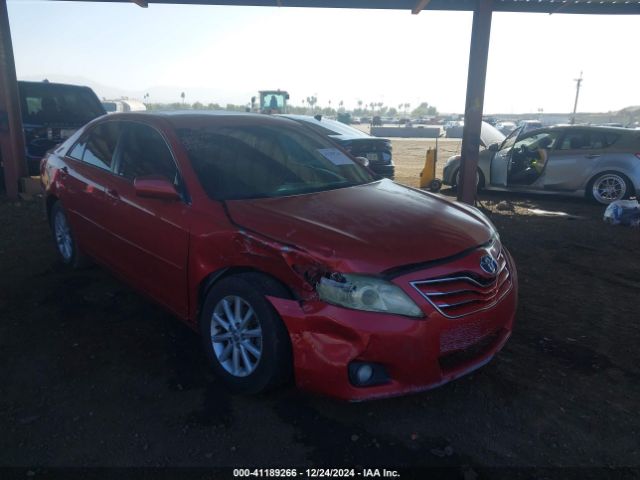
356 364 373 384
348 361 390 387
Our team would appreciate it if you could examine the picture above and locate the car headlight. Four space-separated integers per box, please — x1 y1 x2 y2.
316 273 423 318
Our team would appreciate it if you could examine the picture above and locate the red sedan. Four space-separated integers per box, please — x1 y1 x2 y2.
41 112 517 401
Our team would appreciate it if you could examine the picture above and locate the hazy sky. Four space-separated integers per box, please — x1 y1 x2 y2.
7 0 640 114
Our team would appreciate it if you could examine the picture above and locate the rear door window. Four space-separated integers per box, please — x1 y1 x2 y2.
67 136 87 161
559 130 619 150
81 122 121 170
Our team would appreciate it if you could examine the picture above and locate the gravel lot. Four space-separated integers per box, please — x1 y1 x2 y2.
1 143 639 478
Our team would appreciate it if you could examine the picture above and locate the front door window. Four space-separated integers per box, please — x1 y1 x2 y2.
116 122 179 185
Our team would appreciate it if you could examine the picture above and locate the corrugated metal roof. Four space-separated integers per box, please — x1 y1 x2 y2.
58 0 640 15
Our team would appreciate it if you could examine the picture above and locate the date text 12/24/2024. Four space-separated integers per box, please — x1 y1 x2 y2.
233 469 400 478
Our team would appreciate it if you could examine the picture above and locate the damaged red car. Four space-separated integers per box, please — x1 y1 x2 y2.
41 112 518 401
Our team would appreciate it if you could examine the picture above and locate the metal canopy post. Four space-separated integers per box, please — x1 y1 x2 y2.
457 0 492 205
0 0 26 198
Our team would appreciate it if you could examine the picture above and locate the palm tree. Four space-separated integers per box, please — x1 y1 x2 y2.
306 96 317 113
180 92 186 104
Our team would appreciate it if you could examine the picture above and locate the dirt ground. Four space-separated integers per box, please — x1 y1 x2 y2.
1 144 639 477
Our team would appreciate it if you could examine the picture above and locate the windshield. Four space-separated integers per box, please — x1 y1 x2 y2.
480 121 505 148
513 131 560 150
261 93 285 110
177 124 376 200
19 83 105 125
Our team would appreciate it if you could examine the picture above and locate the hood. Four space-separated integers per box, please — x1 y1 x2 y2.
225 180 494 274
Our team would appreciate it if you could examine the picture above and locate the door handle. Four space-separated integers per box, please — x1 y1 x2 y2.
60 166 69 174
106 188 119 199
586 154 601 159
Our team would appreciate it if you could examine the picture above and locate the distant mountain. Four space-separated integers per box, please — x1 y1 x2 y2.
21 74 137 101
19 74 253 106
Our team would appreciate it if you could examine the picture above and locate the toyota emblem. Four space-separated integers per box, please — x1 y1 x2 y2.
480 254 498 276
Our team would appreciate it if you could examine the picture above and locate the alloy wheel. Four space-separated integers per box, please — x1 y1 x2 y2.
54 211 73 262
593 174 626 203
210 295 262 377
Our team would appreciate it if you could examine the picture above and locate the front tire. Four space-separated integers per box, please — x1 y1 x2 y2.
454 168 484 191
587 172 633 204
199 274 292 394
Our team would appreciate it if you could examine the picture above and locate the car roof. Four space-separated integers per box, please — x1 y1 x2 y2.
97 110 305 129
546 124 637 134
18 80 95 90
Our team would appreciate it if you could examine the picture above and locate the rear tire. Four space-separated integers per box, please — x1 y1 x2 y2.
49 201 90 269
587 171 633 204
199 274 292 394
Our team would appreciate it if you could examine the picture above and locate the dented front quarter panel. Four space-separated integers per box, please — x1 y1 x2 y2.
265 248 518 401
186 201 337 325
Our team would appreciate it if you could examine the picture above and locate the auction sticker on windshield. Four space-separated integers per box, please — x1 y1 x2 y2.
317 148 353 165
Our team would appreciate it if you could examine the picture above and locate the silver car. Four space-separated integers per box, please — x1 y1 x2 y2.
443 125 640 204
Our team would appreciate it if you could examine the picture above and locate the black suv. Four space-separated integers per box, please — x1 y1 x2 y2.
19 81 106 175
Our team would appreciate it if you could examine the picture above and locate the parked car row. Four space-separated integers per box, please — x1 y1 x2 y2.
18 81 394 180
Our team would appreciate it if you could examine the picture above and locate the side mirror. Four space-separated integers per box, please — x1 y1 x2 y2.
134 175 181 201
488 143 500 152
354 156 370 168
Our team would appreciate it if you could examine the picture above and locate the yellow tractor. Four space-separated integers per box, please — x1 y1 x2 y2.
252 90 290 114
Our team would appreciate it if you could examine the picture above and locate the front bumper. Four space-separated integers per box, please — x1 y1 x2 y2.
269 249 518 401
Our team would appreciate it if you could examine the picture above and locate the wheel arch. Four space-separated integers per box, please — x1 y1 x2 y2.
453 166 486 189
586 169 636 200
45 194 59 224
196 267 296 319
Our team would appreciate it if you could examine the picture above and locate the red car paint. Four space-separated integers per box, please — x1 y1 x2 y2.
41 112 518 401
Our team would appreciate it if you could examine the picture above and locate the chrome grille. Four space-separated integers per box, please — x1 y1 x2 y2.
410 251 512 319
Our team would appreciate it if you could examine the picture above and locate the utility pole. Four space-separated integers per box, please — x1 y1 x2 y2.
570 71 583 125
